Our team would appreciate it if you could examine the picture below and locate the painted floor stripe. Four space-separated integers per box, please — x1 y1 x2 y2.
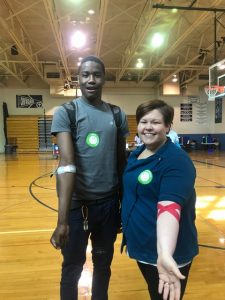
0 229 54 235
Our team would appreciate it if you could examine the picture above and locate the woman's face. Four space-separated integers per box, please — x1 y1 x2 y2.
137 109 170 151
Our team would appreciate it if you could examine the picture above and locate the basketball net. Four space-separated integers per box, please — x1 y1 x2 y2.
205 85 225 101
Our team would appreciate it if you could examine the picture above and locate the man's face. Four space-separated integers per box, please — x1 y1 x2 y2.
79 61 105 102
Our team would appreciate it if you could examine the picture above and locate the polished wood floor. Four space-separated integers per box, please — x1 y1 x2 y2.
0 150 224 300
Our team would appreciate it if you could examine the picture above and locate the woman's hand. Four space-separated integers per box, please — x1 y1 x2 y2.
157 252 185 300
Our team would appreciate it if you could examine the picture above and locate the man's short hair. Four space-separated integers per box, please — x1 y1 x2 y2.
79 55 105 74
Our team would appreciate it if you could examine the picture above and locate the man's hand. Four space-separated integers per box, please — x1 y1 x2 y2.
50 224 69 250
157 253 185 300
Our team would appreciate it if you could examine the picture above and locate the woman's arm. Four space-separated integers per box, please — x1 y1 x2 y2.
157 200 185 300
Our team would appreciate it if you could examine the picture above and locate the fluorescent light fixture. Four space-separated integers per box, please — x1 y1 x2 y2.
218 63 225 70
136 58 144 68
151 33 164 48
71 0 83 4
71 31 86 48
172 75 178 82
88 9 95 15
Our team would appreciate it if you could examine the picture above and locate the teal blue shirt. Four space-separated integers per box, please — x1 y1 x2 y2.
122 139 198 265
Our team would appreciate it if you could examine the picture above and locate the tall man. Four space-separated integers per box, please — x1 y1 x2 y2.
50 55 129 300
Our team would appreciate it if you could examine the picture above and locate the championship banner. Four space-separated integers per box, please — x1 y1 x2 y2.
16 95 43 108
180 103 192 122
215 98 222 123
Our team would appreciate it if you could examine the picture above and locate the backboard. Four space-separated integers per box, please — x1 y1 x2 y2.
208 58 225 100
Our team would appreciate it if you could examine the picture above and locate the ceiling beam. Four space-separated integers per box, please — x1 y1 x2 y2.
6 0 42 20
115 0 158 82
137 9 218 83
3 0 55 61
139 0 224 84
0 17 45 81
43 0 70 79
152 4 225 13
0 0 53 85
159 57 206 86
158 33 207 85
190 0 197 8
0 63 26 85
106 1 143 24
95 0 109 56
0 51 27 87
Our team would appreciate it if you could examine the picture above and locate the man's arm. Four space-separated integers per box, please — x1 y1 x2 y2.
50 132 76 249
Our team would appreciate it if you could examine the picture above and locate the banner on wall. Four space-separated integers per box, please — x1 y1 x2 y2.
215 98 222 123
16 95 43 108
180 103 192 122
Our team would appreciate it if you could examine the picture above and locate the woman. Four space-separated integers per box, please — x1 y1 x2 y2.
134 132 142 146
167 129 181 148
121 100 198 300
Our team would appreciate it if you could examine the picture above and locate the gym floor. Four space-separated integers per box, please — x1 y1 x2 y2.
0 150 224 300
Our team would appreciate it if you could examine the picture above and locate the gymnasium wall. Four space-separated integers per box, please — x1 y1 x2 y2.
0 86 225 153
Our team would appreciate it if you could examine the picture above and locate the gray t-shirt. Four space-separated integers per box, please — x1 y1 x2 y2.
51 97 129 205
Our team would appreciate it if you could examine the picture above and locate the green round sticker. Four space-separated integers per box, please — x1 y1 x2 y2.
138 170 153 184
86 133 100 148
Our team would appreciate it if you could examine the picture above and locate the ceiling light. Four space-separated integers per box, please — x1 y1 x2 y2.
72 0 83 4
88 9 95 15
172 75 178 82
172 8 178 13
151 33 164 48
136 58 144 69
218 63 225 70
71 31 86 49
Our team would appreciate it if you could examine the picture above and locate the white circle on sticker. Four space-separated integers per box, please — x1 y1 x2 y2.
138 170 153 184
86 133 99 147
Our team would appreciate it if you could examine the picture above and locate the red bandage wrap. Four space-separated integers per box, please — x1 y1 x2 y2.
157 202 181 222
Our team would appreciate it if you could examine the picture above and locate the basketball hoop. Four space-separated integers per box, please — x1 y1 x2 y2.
205 85 225 101
204 85 218 101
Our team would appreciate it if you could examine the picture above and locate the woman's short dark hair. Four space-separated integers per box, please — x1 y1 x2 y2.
136 99 174 126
